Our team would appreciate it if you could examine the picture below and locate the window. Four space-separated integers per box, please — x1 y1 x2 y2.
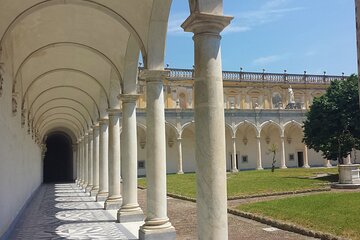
289 154 295 161
242 155 248 163
138 160 145 169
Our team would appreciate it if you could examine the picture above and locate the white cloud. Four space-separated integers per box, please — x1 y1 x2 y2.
167 13 188 35
253 55 283 65
223 25 251 34
228 0 304 34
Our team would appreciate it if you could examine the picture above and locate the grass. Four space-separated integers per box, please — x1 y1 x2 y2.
237 192 360 240
138 168 338 198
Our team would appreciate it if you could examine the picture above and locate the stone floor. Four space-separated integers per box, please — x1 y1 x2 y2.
9 183 315 240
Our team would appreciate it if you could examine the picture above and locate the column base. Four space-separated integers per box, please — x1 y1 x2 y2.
303 164 310 168
256 167 264 170
96 192 109 202
104 197 122 210
176 171 184 174
231 168 239 173
280 166 287 169
325 163 333 168
90 187 99 197
117 206 144 223
81 182 88 190
85 185 93 193
139 222 176 240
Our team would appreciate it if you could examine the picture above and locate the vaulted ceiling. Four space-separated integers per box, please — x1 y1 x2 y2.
0 0 172 143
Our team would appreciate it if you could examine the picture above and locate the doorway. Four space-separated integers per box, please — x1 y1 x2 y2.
43 133 73 183
297 151 304 167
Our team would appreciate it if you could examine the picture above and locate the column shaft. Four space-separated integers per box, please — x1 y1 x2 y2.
97 119 109 201
139 70 175 239
91 126 100 196
280 137 287 169
118 95 143 222
256 137 263 170
105 110 122 209
303 145 310 168
231 137 238 172
182 12 233 239
177 138 184 174
86 131 94 192
83 135 89 189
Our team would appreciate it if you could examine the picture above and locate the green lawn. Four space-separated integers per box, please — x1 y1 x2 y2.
138 168 338 198
237 192 360 240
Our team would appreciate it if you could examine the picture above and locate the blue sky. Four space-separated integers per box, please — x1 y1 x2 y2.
164 0 357 76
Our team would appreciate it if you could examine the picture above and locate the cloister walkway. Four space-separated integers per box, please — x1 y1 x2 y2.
9 184 141 239
8 183 315 240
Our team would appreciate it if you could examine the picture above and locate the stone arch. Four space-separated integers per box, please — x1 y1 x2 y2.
28 86 101 119
41 127 77 145
33 106 90 130
21 68 110 110
31 98 94 125
235 121 259 169
39 118 84 137
0 0 147 66
180 120 195 173
37 113 87 134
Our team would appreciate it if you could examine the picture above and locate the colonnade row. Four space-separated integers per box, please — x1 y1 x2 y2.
74 94 144 223
73 11 232 240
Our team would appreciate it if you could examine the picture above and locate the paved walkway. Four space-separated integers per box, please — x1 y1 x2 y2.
9 183 315 240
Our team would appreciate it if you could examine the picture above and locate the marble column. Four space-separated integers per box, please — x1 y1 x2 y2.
182 13 233 240
177 137 184 174
96 119 109 202
303 145 310 168
79 138 84 187
75 140 80 185
105 110 122 210
256 137 263 170
73 145 77 182
118 94 143 222
91 125 100 196
86 130 94 193
231 137 238 172
82 134 89 190
138 70 175 239
280 137 287 169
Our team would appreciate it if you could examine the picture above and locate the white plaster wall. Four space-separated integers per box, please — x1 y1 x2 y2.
181 129 196 173
166 143 178 173
0 75 42 236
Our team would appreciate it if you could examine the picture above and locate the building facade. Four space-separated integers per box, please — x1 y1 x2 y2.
134 68 348 175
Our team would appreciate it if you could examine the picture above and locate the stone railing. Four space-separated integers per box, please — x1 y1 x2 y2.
145 68 346 84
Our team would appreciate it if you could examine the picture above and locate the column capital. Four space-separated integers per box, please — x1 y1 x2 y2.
181 12 233 35
139 69 169 82
107 109 121 116
92 123 100 129
119 93 141 103
98 118 109 124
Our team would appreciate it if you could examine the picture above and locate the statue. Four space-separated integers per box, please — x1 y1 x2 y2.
288 86 295 104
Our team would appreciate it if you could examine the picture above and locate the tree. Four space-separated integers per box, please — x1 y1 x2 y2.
303 75 360 164
268 143 278 172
